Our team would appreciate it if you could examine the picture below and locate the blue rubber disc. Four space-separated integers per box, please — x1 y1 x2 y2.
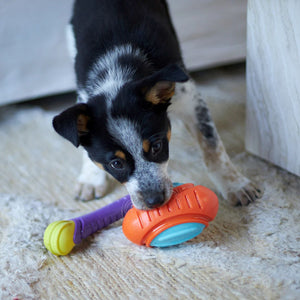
150 223 205 248
172 182 183 187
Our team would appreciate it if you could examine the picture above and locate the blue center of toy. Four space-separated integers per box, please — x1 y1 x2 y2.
150 223 205 247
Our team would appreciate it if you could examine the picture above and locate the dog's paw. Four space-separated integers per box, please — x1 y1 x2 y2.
75 181 108 201
75 157 109 201
227 181 263 206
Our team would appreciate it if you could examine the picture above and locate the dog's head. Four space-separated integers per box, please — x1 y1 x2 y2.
53 64 188 209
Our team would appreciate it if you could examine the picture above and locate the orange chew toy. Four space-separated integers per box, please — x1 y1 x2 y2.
122 183 218 247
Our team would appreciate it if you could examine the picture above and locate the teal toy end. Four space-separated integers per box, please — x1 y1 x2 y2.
172 182 183 187
150 223 205 247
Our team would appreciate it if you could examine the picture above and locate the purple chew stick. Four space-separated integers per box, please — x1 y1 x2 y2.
71 195 132 244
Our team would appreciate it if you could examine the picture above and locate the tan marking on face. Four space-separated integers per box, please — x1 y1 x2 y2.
145 81 175 105
167 128 171 141
93 161 104 169
143 139 150 153
77 114 90 133
115 150 126 160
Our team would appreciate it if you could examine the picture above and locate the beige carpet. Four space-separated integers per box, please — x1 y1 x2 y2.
0 65 299 299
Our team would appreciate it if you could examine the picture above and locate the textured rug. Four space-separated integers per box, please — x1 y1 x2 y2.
0 66 299 299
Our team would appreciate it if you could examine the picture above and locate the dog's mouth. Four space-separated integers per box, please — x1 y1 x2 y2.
125 178 173 210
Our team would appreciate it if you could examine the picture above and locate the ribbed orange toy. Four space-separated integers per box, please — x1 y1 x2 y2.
122 183 218 247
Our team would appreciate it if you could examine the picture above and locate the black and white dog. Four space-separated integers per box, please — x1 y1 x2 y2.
53 0 262 209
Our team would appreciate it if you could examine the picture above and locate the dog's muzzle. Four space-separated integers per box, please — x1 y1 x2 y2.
142 190 166 208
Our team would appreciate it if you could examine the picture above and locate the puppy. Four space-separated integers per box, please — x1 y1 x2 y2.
53 0 262 209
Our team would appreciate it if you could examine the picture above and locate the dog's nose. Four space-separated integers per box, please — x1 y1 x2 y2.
144 192 165 209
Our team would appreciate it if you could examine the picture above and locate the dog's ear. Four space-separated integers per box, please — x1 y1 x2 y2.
138 64 189 105
52 103 91 147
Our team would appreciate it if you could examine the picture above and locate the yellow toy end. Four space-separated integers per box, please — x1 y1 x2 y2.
44 220 76 256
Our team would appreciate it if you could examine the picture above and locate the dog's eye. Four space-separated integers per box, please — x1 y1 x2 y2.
109 159 124 170
151 140 162 156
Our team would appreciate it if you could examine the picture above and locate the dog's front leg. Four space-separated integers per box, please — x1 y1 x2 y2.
193 96 263 205
75 150 109 201
173 81 263 205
